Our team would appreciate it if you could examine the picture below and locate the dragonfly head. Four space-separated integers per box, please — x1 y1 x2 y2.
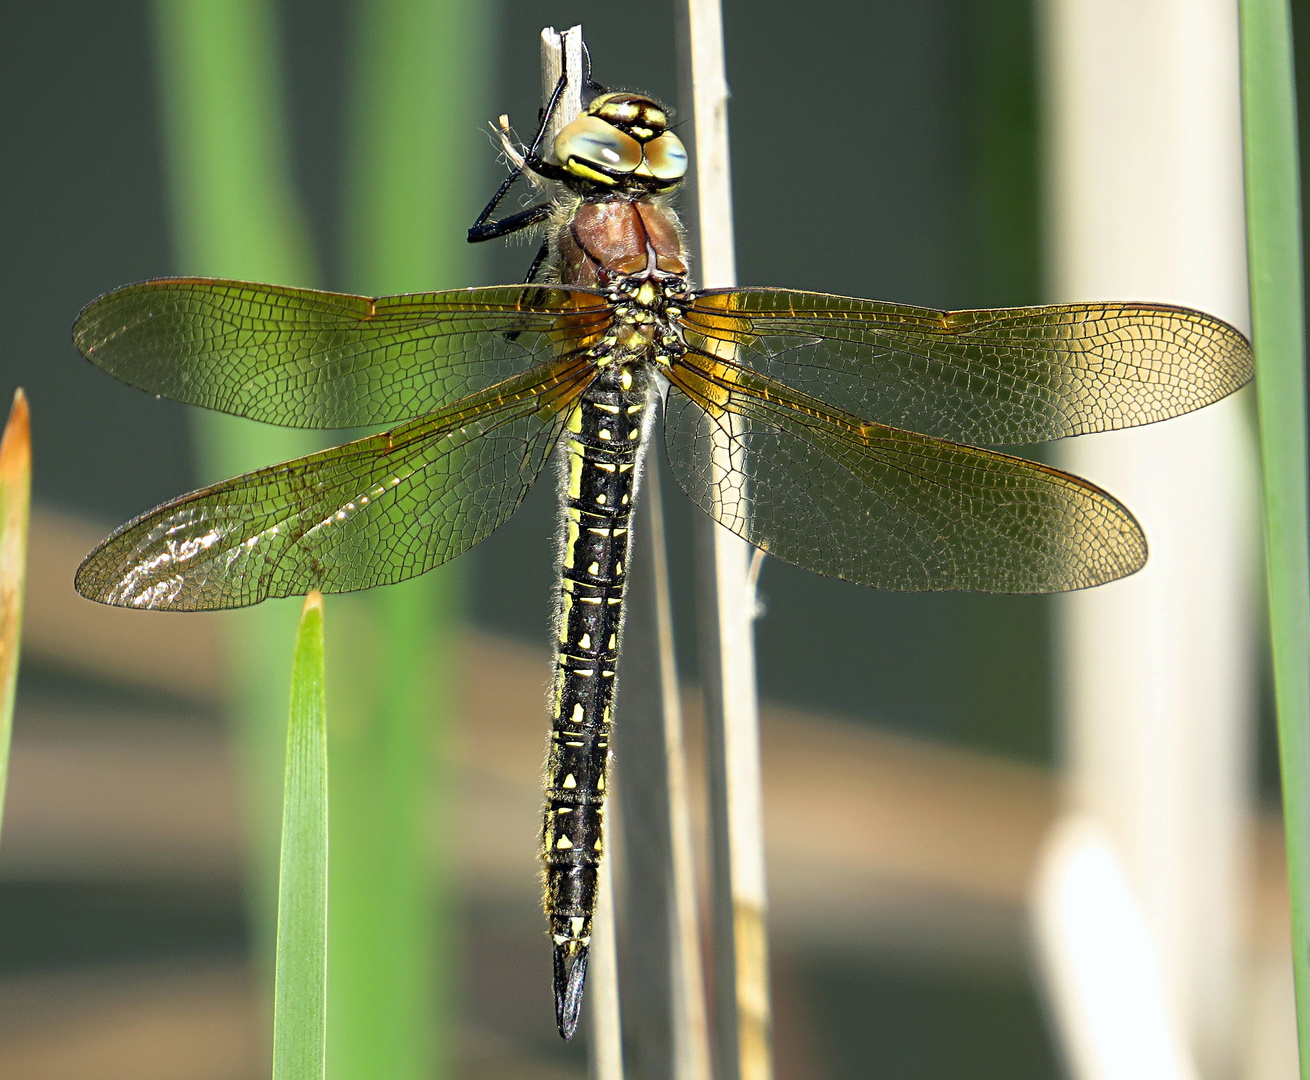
553 92 687 192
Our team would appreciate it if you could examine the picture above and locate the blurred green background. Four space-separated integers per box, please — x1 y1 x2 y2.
1 1 1274 1078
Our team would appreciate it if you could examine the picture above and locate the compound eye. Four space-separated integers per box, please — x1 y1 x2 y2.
641 132 688 181
554 115 642 178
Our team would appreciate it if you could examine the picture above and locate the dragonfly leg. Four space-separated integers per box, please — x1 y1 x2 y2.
499 241 553 344
523 238 551 284
467 201 553 244
496 242 553 344
467 72 570 244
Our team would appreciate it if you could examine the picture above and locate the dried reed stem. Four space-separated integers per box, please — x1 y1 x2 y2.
679 2 773 1078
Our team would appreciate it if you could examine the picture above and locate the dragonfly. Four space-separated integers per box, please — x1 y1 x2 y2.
73 69 1252 1040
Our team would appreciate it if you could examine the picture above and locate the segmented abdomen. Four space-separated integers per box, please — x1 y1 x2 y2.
543 361 649 1030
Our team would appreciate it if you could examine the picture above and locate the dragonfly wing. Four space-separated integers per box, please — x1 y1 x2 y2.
663 351 1146 593
75 358 593 610
74 278 610 428
682 289 1251 445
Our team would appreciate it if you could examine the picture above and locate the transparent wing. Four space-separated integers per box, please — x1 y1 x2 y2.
75 357 593 610
663 350 1146 593
73 277 611 428
681 289 1251 445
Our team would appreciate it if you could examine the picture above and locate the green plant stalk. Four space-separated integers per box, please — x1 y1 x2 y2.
1239 0 1310 1068
273 592 329 1080
327 3 486 1078
150 0 321 956
0 390 30 846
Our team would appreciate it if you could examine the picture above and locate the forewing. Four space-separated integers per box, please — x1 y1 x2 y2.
75 358 593 610
664 351 1146 593
74 278 610 428
682 289 1251 445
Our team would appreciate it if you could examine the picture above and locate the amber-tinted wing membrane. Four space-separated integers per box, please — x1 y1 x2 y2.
682 289 1251 446
73 278 610 428
664 351 1146 593
75 359 593 610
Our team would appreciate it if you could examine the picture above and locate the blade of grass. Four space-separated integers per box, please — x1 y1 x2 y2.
327 4 487 1078
1239 0 1310 1068
0 390 30 845
273 591 329 1080
678 4 773 1079
150 0 322 964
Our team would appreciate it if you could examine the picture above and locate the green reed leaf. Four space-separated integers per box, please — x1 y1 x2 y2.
273 591 329 1080
1240 0 1310 1070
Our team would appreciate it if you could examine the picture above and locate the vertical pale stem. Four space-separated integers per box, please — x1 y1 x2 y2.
613 456 713 1080
649 462 714 1080
589 834 625 1080
680 3 772 1079
1041 0 1258 1077
1239 0 1310 1070
541 25 584 157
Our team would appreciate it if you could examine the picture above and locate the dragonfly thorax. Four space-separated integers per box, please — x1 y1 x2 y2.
556 196 688 290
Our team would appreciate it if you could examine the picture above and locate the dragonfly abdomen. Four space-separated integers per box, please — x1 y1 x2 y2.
543 360 650 1038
